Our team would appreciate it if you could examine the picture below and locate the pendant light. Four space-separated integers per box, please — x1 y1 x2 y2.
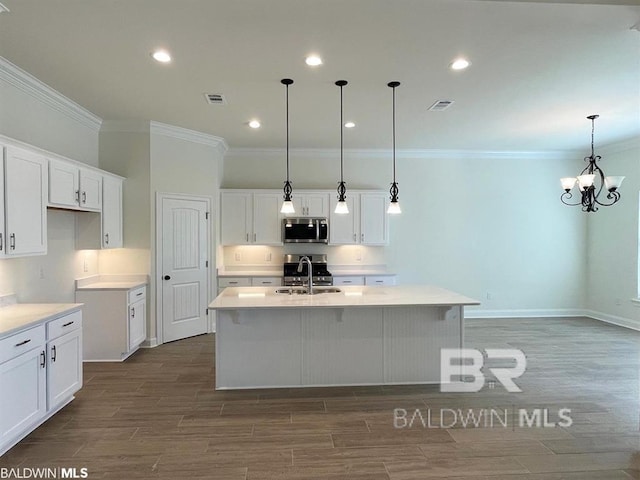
280 78 295 214
387 81 401 214
335 80 349 214
560 115 624 212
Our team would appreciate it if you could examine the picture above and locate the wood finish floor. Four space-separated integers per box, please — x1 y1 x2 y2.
1 317 639 479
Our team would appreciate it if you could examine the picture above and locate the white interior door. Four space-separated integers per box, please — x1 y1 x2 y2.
159 195 209 343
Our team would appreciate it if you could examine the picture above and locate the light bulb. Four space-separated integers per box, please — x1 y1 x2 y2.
151 50 172 63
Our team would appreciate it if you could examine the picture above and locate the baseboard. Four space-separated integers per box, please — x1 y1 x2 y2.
465 308 585 319
465 308 640 331
141 337 158 348
582 309 640 332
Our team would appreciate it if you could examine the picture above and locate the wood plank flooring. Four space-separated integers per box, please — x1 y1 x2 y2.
1 317 638 479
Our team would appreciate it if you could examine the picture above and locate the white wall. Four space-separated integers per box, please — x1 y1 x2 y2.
0 59 101 302
222 149 588 314
586 140 640 328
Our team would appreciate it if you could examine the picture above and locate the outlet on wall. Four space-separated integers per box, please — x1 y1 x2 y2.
486 292 492 300
39 267 45 279
265 252 272 262
355 248 362 262
83 257 89 272
235 252 242 262
615 298 622 306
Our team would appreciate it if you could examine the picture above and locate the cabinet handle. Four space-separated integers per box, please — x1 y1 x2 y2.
75 190 80 204
229 281 238 285
253 233 257 242
361 233 364 242
353 233 356 242
40 350 46 368
15 339 31 347
105 233 109 245
246 233 249 242
0 232 3 251
51 345 57 362
131 307 135 318
136 292 143 297
62 321 74 327
82 191 87 204
163 275 171 280
376 280 384 283
343 280 352 284
9 233 15 250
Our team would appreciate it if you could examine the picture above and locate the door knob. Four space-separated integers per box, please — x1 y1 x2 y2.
163 275 171 280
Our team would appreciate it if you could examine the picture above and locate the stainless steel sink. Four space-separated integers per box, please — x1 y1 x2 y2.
275 287 342 295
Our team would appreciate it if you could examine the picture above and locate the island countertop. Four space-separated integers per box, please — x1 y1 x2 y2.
209 285 480 310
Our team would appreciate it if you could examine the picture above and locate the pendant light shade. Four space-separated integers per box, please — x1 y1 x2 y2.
387 81 401 214
335 80 349 214
280 78 295 214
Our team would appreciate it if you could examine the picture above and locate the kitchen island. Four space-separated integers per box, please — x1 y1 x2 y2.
208 285 479 390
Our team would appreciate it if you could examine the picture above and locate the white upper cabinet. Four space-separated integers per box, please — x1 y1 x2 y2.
49 158 102 212
359 193 389 245
102 176 123 248
286 192 330 217
329 192 389 246
3 146 48 256
221 191 282 245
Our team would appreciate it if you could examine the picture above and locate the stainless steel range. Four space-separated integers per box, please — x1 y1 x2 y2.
283 254 333 286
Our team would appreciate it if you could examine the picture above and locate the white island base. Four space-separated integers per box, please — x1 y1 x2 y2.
211 286 479 390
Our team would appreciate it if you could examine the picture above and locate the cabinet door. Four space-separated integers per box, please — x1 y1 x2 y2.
329 195 358 245
0 146 5 259
128 298 146 351
0 347 46 445
303 193 330 217
5 146 47 256
102 176 123 248
221 192 251 245
360 193 389 245
48 158 80 208
79 169 102 211
47 329 82 409
285 196 304 217
253 193 282 245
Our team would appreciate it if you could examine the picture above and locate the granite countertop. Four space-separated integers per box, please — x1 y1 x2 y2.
0 302 83 338
209 285 479 310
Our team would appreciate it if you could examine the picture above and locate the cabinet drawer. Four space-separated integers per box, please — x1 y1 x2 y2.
333 276 365 286
0 324 46 364
365 275 397 286
47 310 82 340
128 286 147 304
219 277 251 288
251 277 282 286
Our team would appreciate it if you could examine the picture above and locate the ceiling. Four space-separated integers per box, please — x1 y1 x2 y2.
0 0 638 152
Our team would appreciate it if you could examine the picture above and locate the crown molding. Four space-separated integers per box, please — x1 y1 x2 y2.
150 121 228 156
599 135 640 155
226 147 577 161
100 120 151 134
0 56 102 132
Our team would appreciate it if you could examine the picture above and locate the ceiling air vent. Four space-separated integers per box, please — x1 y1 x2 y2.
204 93 227 105
428 100 454 111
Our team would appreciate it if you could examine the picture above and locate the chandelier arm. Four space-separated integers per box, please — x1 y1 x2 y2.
560 192 582 206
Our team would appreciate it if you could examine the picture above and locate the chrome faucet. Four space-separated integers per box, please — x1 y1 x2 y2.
297 255 313 295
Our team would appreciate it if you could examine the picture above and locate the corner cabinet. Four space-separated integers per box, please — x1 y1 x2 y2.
220 191 282 245
76 174 124 249
329 192 389 245
0 144 48 257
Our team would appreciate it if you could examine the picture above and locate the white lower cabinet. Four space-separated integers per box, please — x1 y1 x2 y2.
333 276 365 286
0 309 83 456
77 284 147 361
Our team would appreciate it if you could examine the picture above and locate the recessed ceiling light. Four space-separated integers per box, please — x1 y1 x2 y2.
248 120 261 129
305 55 323 67
152 50 172 63
450 58 471 70
344 122 356 128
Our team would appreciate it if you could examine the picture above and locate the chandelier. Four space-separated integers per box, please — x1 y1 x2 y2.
560 115 624 212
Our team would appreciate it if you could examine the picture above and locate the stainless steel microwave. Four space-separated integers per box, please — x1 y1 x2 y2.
282 218 328 243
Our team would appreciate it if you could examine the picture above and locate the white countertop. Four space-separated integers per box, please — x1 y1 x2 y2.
76 274 148 291
217 270 283 277
209 285 480 310
0 303 83 338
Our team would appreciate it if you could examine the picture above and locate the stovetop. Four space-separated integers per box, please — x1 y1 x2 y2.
283 254 333 286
